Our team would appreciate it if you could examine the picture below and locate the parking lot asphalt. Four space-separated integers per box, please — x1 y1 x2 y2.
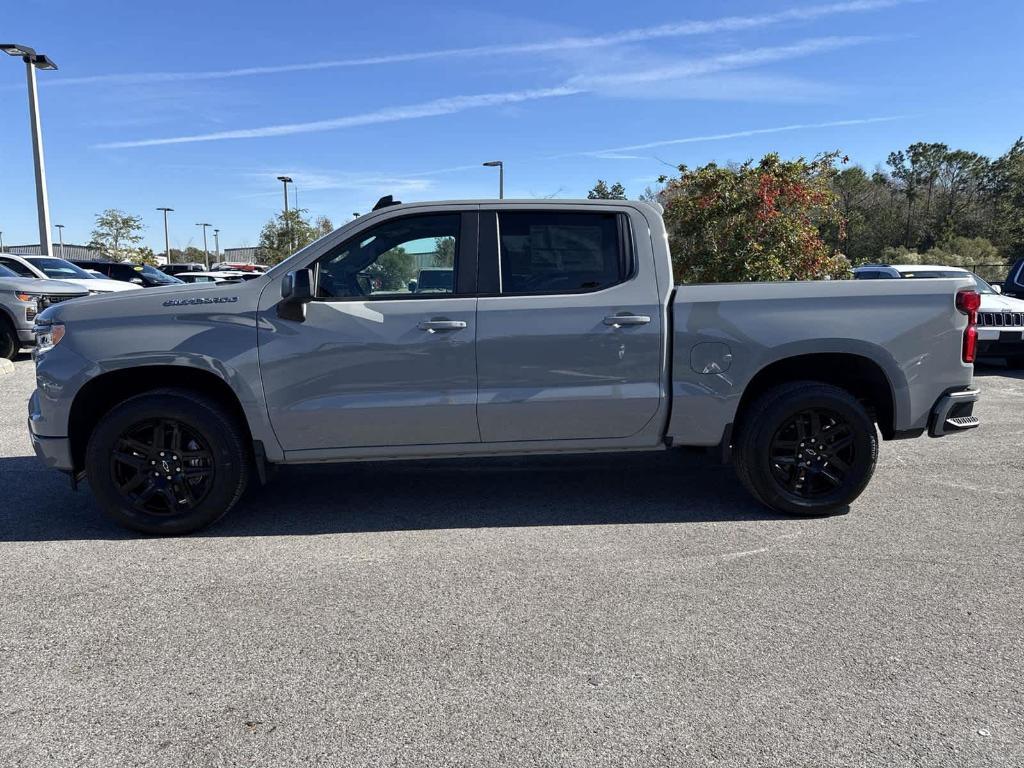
1 354 1022 768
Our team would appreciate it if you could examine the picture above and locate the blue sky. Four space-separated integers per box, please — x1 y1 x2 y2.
1 0 1021 252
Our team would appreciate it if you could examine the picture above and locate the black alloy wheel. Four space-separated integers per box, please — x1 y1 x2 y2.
767 408 857 499
111 418 215 515
85 389 250 535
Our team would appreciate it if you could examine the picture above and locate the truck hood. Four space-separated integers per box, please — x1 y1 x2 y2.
0 275 88 296
980 293 1024 312
35 276 262 324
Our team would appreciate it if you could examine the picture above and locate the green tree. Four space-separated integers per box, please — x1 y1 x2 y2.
258 209 335 265
990 138 1024 259
366 246 417 291
432 236 456 267
88 209 145 261
659 152 851 283
587 180 627 199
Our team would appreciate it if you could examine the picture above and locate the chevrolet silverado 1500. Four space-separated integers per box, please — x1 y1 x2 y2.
29 199 982 534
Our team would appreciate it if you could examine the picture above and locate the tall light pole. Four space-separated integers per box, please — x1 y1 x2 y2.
196 223 211 269
157 207 173 263
277 176 292 248
483 160 504 199
213 228 220 259
0 231 5 252
2 44 58 255
55 224 64 257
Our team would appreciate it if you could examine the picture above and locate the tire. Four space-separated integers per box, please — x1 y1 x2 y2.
85 388 250 534
734 381 878 516
0 316 18 361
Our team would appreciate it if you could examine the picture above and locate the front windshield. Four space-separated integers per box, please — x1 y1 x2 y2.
970 274 996 294
27 257 93 280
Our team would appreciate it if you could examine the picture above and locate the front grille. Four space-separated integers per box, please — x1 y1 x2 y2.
978 311 1024 328
38 294 82 310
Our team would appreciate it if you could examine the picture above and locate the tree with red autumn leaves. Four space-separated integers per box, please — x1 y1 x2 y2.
659 152 852 283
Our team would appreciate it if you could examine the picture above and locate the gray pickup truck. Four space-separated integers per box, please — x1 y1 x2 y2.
28 199 982 534
0 264 89 360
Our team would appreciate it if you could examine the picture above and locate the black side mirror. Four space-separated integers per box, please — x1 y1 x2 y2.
278 268 314 321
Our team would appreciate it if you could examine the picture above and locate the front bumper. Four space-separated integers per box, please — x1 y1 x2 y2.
928 388 980 437
29 417 74 471
977 329 1024 358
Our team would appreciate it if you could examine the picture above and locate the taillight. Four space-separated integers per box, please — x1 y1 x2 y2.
956 289 980 363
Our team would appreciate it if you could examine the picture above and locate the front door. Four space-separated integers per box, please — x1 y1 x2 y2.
475 208 664 442
259 211 480 452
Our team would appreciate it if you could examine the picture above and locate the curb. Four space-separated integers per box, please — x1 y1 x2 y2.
0 359 15 376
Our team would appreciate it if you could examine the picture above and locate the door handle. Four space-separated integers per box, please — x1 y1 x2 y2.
604 313 651 327
418 319 467 332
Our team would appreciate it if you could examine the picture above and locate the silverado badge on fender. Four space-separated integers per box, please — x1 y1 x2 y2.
162 296 239 307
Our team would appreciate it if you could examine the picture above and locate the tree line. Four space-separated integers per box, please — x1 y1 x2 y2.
591 137 1024 282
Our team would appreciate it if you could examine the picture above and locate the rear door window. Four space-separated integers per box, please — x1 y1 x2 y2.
496 211 629 295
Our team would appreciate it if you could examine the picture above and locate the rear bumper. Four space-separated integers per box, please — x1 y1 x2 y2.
928 388 980 437
17 328 35 344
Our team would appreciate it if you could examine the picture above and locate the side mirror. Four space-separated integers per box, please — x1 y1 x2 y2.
991 284 1002 294
131 278 144 285
278 268 314 321
408 279 418 293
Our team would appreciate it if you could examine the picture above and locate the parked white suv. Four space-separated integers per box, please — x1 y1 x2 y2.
854 264 1024 367
0 253 142 294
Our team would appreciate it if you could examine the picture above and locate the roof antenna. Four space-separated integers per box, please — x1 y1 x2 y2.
372 195 401 211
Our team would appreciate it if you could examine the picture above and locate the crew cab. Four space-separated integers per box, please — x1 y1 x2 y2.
29 199 982 534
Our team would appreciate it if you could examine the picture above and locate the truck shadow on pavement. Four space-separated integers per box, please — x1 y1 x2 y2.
0 450 790 541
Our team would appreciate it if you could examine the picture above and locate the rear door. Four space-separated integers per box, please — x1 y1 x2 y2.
475 207 664 442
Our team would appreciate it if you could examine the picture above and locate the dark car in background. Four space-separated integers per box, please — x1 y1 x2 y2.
1003 258 1024 298
69 260 183 288
160 263 207 277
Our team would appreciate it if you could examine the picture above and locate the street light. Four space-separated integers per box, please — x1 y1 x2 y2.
157 208 173 264
54 224 64 257
213 228 220 259
2 43 59 255
482 160 504 199
277 176 293 248
0 231 5 253
195 223 211 269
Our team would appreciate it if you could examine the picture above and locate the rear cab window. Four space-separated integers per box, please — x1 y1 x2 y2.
482 210 633 296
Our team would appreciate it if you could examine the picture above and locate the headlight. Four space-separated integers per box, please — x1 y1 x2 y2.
16 292 41 321
34 323 66 356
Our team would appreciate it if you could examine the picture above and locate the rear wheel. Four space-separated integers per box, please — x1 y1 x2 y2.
0 317 18 360
734 382 878 516
85 389 250 534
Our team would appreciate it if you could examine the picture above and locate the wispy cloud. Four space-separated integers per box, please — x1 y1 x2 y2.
97 37 879 149
51 0 917 88
568 116 907 158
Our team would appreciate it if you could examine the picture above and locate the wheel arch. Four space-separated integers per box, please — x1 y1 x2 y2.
735 351 899 440
68 365 254 472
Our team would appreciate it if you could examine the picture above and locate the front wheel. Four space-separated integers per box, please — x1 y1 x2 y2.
0 317 18 361
734 382 878 516
85 389 250 534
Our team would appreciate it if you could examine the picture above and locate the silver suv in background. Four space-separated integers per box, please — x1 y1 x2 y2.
0 264 88 359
